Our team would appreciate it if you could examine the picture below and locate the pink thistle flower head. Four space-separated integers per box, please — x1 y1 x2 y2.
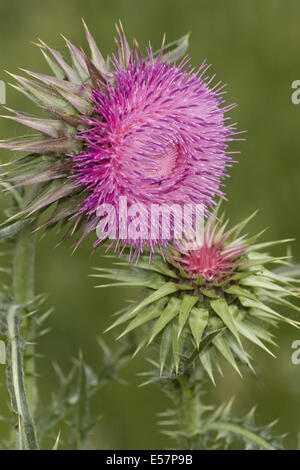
0 23 239 256
75 44 238 256
174 215 247 284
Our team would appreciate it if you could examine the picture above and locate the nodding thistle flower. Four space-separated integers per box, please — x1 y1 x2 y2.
0 22 239 254
97 209 300 381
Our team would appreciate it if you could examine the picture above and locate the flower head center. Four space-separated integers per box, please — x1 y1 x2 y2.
182 246 225 282
137 144 184 184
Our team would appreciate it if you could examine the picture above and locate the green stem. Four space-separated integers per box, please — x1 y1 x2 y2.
177 374 201 442
13 221 36 304
10 221 38 449
7 304 38 450
13 222 38 414
160 369 205 450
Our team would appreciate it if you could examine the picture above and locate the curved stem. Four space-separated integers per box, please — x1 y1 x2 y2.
7 220 39 449
7 304 38 450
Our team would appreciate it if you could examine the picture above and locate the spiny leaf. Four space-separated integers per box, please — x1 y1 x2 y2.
160 324 172 375
200 350 215 385
171 323 187 374
21 67 90 98
240 274 298 296
262 290 300 316
188 307 209 349
92 267 164 290
247 239 294 252
115 258 178 279
127 281 190 318
117 302 164 339
233 315 275 357
227 335 254 371
148 297 181 344
238 296 299 327
205 421 276 450
229 211 258 239
7 73 77 115
0 136 80 154
115 21 131 68
62 36 90 82
132 328 154 358
210 298 242 347
274 264 300 279
225 284 257 301
212 334 242 376
38 39 82 84
153 33 190 63
37 196 81 230
40 48 65 79
201 288 219 299
82 19 111 77
177 295 198 339
20 181 77 216
1 110 74 138
52 431 61 450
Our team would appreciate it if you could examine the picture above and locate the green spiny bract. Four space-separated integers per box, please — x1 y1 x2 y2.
96 211 300 381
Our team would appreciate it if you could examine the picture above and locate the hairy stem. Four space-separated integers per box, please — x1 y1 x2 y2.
177 374 201 442
13 222 38 415
13 222 36 305
6 304 38 450
160 368 205 450
8 220 39 449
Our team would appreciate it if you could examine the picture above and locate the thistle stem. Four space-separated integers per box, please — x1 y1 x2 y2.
6 304 38 450
12 222 38 413
160 368 204 450
13 222 36 305
177 374 200 441
8 221 39 449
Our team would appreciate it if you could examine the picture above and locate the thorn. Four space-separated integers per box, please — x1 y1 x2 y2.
23 310 38 319
37 327 52 337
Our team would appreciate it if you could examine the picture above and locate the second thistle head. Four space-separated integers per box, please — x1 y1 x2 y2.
97 209 300 381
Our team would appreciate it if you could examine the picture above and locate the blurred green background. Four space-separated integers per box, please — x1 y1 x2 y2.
0 0 300 449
